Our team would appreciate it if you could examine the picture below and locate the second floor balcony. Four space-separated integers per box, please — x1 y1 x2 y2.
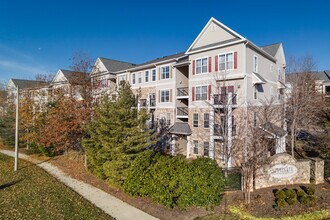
177 107 188 118
213 94 237 106
177 87 189 99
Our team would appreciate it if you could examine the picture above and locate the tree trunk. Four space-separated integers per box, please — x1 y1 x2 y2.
291 121 295 157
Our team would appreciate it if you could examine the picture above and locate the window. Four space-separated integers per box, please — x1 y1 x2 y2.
204 142 209 156
132 73 136 84
160 90 170 102
145 71 149 83
193 113 198 127
193 140 198 154
196 57 208 74
166 113 171 126
196 85 208 101
101 79 107 88
254 85 258 99
149 93 156 106
219 52 233 71
138 72 142 83
253 55 258 73
204 113 209 128
161 66 170 79
118 75 125 83
152 69 156 81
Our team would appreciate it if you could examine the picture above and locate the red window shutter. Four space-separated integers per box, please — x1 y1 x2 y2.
192 60 195 75
234 52 237 69
106 79 109 87
228 86 234 94
208 85 211 100
192 87 195 101
215 56 218 72
208 57 212 73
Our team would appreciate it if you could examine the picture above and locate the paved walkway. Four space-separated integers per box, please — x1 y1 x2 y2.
0 150 159 220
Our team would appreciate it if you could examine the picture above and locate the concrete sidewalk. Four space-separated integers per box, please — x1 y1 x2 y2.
0 150 159 220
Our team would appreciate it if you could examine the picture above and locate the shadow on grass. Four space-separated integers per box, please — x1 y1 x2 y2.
18 158 52 170
0 179 23 190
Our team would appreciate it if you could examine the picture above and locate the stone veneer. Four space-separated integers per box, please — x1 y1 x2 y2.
255 153 311 189
310 157 324 184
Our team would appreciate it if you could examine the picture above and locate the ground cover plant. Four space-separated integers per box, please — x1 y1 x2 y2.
0 153 113 220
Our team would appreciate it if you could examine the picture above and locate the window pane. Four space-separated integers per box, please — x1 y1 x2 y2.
193 140 198 154
145 71 149 82
204 113 209 128
204 142 209 156
152 69 156 81
193 113 198 127
196 59 202 74
219 55 226 70
227 53 233 69
202 58 208 73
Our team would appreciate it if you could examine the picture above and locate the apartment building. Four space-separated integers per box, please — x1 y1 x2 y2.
90 17 287 167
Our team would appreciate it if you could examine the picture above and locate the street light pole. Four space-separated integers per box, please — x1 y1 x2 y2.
14 85 19 171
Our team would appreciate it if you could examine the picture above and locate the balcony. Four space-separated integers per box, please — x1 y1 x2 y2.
177 107 188 118
177 87 189 99
139 99 156 108
213 94 237 106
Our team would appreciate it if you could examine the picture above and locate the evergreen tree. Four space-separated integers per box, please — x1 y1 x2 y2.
83 81 157 187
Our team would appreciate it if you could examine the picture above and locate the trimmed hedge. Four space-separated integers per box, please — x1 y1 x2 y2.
123 150 225 208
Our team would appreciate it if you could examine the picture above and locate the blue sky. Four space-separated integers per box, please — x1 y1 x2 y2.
0 0 329 82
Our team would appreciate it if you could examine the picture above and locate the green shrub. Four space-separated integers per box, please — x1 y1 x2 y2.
286 189 297 206
300 195 311 205
306 186 315 196
276 189 287 200
124 150 225 208
297 189 306 198
277 198 287 209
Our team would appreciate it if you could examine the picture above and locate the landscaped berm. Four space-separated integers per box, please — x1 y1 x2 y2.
0 153 113 220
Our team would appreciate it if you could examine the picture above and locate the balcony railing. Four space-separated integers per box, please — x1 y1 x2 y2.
139 99 156 107
214 94 237 105
177 87 189 97
177 107 188 116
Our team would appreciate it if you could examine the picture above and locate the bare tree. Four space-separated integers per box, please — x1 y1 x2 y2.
286 56 325 156
35 73 56 82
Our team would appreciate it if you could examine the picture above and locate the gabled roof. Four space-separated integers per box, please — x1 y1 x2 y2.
252 72 267 84
186 17 246 53
60 69 87 83
10 79 48 90
260 43 281 57
169 122 192 135
261 122 286 137
99 58 136 73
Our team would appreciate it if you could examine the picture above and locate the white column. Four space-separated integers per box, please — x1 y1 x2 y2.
227 92 233 168
171 134 176 156
137 99 140 111
186 135 191 158
209 97 215 159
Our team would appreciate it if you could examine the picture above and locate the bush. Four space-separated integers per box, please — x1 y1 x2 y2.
275 189 286 200
277 199 287 209
306 186 315 196
124 150 225 208
286 189 297 206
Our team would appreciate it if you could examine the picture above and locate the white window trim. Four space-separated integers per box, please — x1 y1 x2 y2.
160 89 170 103
160 65 170 80
254 85 258 100
145 70 149 83
218 51 234 72
195 56 209 74
193 113 199 127
195 84 208 101
151 68 156 81
253 55 258 73
193 140 199 154
138 72 142 84
204 113 210 128
132 73 136 84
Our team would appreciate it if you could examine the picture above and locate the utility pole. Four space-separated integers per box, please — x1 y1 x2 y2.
14 86 19 171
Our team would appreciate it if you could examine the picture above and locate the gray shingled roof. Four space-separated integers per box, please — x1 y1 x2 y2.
11 79 48 89
260 43 281 57
60 69 87 84
169 122 192 135
99 58 136 73
314 70 330 82
261 122 286 137
133 52 186 68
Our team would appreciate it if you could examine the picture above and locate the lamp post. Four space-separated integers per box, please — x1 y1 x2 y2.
14 85 19 171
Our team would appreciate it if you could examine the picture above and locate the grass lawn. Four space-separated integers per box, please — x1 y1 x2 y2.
0 153 114 220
